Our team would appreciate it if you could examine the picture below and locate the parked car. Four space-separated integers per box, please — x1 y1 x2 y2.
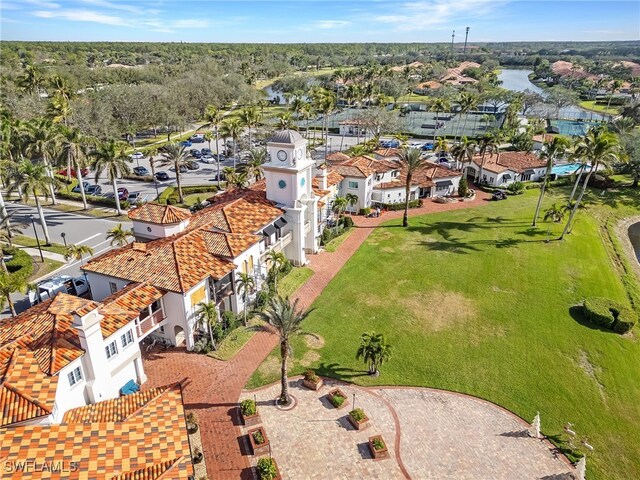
212 172 226 181
178 165 188 173
201 148 212 156
201 154 216 164
379 139 400 148
190 149 202 158
117 187 129 201
72 182 91 193
409 142 424 149
127 192 141 204
155 171 170 181
180 140 192 147
491 190 508 201
57 167 89 177
130 151 144 160
85 184 102 195
133 166 150 176
186 161 199 170
190 133 205 143
421 143 434 151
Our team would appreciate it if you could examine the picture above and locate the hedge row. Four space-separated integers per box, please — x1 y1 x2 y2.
3 247 34 280
161 185 221 205
374 199 423 211
55 176 130 209
583 297 637 334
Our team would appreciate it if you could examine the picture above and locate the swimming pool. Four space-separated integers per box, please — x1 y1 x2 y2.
551 163 584 176
551 120 601 137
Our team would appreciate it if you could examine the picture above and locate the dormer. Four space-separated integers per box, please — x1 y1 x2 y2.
128 203 192 241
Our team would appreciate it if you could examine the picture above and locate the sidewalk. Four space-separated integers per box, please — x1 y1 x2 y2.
21 247 67 263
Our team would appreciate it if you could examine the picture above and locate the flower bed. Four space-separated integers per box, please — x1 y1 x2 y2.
240 398 261 427
347 408 370 430
328 388 348 409
248 426 270 456
368 435 389 460
302 370 323 391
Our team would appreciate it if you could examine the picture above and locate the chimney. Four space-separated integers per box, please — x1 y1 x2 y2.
318 166 329 190
73 307 110 403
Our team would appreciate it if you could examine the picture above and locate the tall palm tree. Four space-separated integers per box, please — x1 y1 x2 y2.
145 146 161 199
457 92 479 141
428 97 451 145
64 244 94 266
106 223 133 246
317 90 337 158
276 111 295 130
560 128 621 240
25 118 62 204
242 148 267 183
236 272 256 326
605 79 623 112
60 126 91 210
6 159 59 244
532 137 570 226
331 196 348 229
450 137 476 171
238 106 261 147
543 203 567 242
0 212 23 248
0 271 28 317
398 148 427 227
159 143 189 204
223 167 249 189
17 64 46 98
475 133 499 184
266 250 286 293
258 296 312 405
356 332 392 376
205 105 223 185
90 139 132 215
48 74 75 102
195 301 219 348
345 193 359 214
219 119 243 169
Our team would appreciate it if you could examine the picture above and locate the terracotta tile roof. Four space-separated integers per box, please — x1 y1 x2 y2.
619 60 640 77
416 80 442 90
373 148 402 158
128 203 191 224
446 61 481 76
202 231 262 258
99 283 165 338
2 384 193 479
332 155 396 178
373 161 458 191
326 170 344 187
325 152 351 162
551 61 598 81
471 151 545 174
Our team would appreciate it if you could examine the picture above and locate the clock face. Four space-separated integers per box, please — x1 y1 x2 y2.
300 177 306 187
277 150 287 162
278 179 287 189
295 148 303 160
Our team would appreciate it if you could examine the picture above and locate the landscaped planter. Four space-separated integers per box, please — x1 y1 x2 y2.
328 388 349 409
302 370 323 391
368 435 389 460
240 398 261 427
347 408 370 430
256 457 281 480
248 427 270 456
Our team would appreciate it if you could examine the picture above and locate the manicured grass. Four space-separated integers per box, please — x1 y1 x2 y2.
323 228 353 253
277 267 314 298
181 192 218 207
578 100 620 115
248 187 640 480
29 258 65 281
208 318 266 361
11 235 68 256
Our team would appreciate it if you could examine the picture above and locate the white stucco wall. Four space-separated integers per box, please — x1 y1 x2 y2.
52 358 89 423
84 273 130 302
131 220 189 241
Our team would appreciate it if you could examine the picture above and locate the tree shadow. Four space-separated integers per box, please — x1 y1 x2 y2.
317 362 370 380
499 429 531 438
539 474 574 480
568 305 613 333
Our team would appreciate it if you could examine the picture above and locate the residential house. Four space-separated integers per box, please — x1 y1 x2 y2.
339 119 368 137
465 151 546 186
1 384 193 479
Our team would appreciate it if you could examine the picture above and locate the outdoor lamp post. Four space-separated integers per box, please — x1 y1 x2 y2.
29 214 44 263
61 232 67 248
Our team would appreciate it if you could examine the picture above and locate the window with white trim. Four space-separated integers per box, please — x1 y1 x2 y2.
68 366 82 386
105 340 118 359
109 282 117 294
121 330 134 348
348 181 358 189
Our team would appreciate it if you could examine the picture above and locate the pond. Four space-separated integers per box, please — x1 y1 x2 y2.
629 222 640 264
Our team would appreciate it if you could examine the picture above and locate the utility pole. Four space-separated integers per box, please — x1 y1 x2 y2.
463 27 470 54
451 30 455 52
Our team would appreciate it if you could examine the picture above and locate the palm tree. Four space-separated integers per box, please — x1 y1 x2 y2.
428 97 451 145
0 271 28 317
258 296 312 405
195 301 219 349
345 193 358 214
159 143 189 203
242 148 267 183
64 244 94 266
5 160 59 244
106 223 133 246
605 79 623 112
560 128 621 240
219 118 243 169
398 148 427 227
224 168 249 189
17 64 46 98
145 146 160 199
450 137 476 171
205 105 223 186
476 133 499 184
47 93 72 126
276 112 295 130
435 137 449 156
0 212 23 248
331 196 348 232
356 332 392 376
60 126 91 210
456 92 479 141
532 137 570 226
238 106 261 147
543 203 566 242
266 250 286 293
91 140 132 215
25 118 62 204
236 272 256 326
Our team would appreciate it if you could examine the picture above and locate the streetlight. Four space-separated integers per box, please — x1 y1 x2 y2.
29 214 44 263
61 232 67 248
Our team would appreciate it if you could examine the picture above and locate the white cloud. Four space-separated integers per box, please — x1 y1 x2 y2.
23 0 60 8
31 9 131 26
373 0 508 31
77 0 143 14
314 20 352 29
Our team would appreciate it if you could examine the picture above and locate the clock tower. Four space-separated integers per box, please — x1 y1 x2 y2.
263 129 318 265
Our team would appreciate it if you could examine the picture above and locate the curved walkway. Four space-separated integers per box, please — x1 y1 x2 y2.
142 192 493 479
241 379 575 480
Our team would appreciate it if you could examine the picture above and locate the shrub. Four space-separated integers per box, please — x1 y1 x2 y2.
583 297 637 334
255 289 271 310
359 207 371 216
256 458 278 480
506 181 525 195
279 259 292 276
240 398 257 416
329 390 346 407
4 248 34 280
372 437 385 451
303 369 318 382
340 216 354 228
252 430 265 445
377 199 422 211
349 408 366 422
458 176 469 197
222 310 239 331
123 174 154 182
193 338 213 354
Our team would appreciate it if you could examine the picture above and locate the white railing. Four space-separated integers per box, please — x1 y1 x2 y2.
262 231 292 258
136 309 165 338
304 221 311 234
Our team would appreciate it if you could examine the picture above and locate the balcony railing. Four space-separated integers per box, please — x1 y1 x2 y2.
262 231 292 258
304 221 311 234
136 309 165 339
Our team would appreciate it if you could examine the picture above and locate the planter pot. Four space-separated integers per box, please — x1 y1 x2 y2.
328 388 349 410
241 410 262 427
248 427 270 456
302 377 323 391
256 458 282 480
368 435 389 460
347 412 370 431
193 452 203 464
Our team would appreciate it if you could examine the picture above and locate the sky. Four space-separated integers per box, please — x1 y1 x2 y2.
1 0 638 43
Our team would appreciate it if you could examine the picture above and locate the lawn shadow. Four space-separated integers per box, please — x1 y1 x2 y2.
317 362 370 380
568 305 613 333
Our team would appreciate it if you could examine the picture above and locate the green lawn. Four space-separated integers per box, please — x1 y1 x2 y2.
181 192 218 207
248 186 640 480
208 318 267 361
277 267 313 298
323 228 353 253
11 235 68 256
578 100 620 115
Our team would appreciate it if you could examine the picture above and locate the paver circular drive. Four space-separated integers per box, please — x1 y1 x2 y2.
242 380 575 480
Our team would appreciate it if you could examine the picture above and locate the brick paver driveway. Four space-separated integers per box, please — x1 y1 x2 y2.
143 193 499 479
242 380 575 480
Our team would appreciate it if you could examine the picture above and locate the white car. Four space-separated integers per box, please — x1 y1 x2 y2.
409 142 424 149
130 151 144 160
201 154 216 164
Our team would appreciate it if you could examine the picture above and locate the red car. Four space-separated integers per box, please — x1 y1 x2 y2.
57 168 89 178
117 187 129 201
